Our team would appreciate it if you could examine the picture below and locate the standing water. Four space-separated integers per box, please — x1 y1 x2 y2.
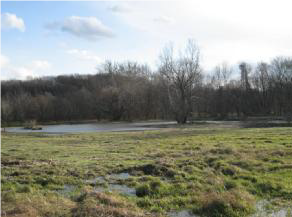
251 200 291 217
5 122 176 133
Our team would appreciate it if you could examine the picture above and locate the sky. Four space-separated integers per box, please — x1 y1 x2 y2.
1 0 292 80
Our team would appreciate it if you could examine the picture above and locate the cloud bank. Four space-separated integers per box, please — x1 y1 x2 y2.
67 49 101 62
46 16 114 41
1 13 25 32
1 55 51 80
0 54 10 68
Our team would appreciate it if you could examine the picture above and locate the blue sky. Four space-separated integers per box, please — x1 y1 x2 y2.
1 0 292 80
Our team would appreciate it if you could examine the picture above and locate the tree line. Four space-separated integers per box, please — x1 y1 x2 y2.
1 40 292 124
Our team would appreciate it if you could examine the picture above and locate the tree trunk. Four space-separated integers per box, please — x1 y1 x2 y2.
176 109 188 124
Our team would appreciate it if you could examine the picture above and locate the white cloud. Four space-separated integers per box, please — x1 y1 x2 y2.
67 49 101 62
107 4 131 13
1 54 10 68
30 60 51 70
1 13 25 32
0 56 51 80
112 1 292 69
45 16 114 41
6 67 35 80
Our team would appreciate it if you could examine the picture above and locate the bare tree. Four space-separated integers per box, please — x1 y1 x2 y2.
252 62 269 91
250 62 271 114
159 39 202 123
270 57 292 121
0 100 11 132
211 62 233 89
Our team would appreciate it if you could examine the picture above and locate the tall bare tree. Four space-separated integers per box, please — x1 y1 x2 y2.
270 57 292 121
211 62 233 89
251 62 271 114
159 39 202 123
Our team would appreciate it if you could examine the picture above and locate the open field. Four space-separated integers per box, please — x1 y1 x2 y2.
1 125 292 217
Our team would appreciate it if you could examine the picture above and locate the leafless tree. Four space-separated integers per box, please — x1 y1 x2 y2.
252 62 269 90
159 39 202 123
211 62 233 89
0 99 12 132
270 57 292 121
248 62 271 114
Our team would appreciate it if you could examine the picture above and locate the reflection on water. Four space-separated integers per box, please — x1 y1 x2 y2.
56 184 76 197
86 172 136 196
108 172 131 180
5 122 175 133
85 176 106 185
94 184 136 196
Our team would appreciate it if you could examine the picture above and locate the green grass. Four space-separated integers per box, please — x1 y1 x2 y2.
1 126 292 217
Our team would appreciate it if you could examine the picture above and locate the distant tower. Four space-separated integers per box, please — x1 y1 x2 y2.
239 62 250 90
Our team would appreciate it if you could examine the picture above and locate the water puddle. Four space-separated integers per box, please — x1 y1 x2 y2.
85 176 106 185
56 184 76 197
166 200 292 217
108 172 131 180
168 210 199 217
5 122 171 133
94 184 136 196
251 200 291 217
86 172 136 196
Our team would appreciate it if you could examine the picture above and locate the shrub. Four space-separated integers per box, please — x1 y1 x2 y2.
256 181 283 195
137 198 152 208
17 185 32 193
221 166 237 176
193 189 255 217
73 192 146 217
136 179 170 197
136 184 151 197
2 191 16 202
0 176 6 184
150 179 162 190
127 163 177 178
224 180 238 190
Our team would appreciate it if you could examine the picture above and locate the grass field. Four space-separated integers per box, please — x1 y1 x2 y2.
1 125 292 217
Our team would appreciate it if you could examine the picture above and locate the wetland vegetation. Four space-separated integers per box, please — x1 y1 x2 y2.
2 1 292 217
1 125 291 217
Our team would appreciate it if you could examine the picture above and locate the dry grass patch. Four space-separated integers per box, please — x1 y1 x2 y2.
73 192 148 217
